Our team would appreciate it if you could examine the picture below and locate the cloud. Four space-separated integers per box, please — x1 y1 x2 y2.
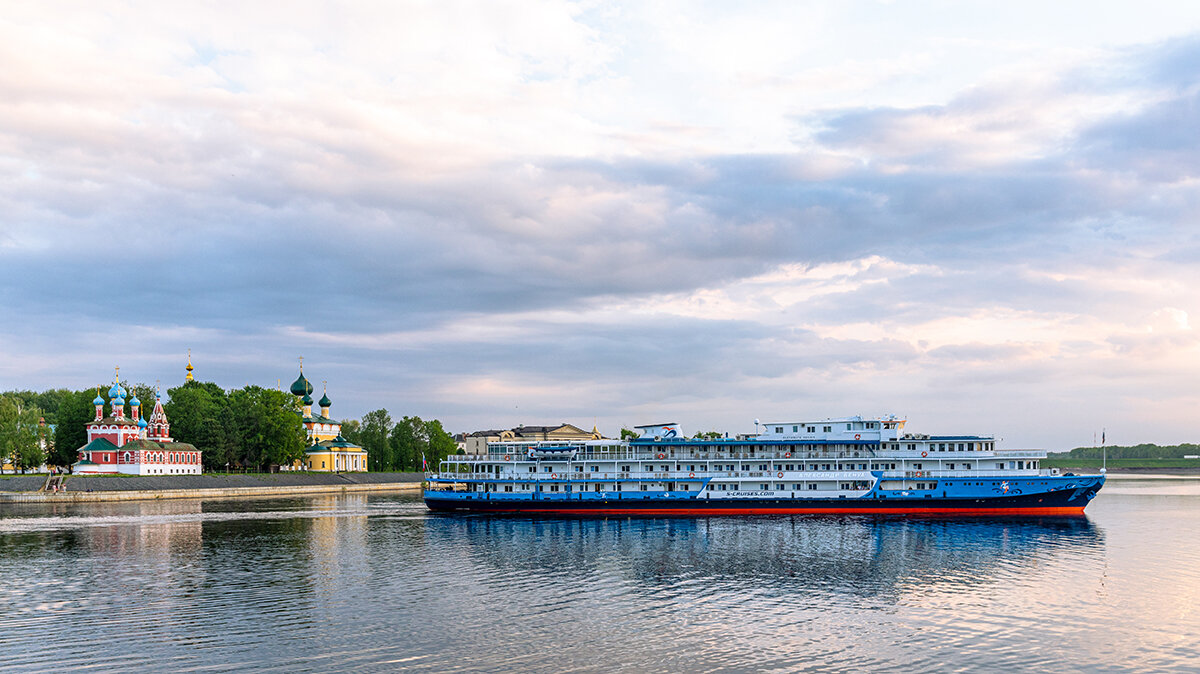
5 4 1200 448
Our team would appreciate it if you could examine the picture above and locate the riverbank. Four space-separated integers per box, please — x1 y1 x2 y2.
0 472 423 503
1095 466 1200 475
1043 458 1200 473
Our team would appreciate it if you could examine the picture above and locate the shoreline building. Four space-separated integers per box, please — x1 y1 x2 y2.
74 370 201 475
462 423 603 455
289 366 366 472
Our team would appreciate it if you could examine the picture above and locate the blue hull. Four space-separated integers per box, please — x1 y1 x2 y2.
425 476 1103 516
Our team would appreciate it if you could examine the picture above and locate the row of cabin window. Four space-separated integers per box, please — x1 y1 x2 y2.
480 478 1042 494
509 460 1039 474
476 483 869 493
501 443 872 455
523 462 895 473
477 484 696 493
884 442 995 451
772 422 881 433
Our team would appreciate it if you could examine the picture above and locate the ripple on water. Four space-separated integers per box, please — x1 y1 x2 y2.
2 488 1200 672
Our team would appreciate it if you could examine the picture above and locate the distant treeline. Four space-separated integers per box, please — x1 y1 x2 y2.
339 410 456 473
1 383 455 474
0 391 55 472
1052 444 1200 459
0 382 309 472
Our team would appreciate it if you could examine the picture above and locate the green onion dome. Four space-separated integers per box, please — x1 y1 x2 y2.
302 394 314 405
290 372 314 396
319 392 331 408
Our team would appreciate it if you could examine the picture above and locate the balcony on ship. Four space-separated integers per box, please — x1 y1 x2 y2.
473 441 1045 463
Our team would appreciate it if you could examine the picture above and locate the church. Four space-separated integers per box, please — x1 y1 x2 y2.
289 365 367 472
74 370 202 475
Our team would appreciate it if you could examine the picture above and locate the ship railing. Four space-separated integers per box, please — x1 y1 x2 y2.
436 464 1060 480
461 450 1048 463
881 469 1048 479
429 470 881 482
878 450 1047 459
465 451 882 463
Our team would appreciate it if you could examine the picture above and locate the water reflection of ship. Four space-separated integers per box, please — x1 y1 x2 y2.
423 516 1103 594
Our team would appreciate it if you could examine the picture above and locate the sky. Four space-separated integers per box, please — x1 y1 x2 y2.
3 1 1200 450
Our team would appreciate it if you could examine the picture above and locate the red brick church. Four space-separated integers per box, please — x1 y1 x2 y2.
74 368 201 475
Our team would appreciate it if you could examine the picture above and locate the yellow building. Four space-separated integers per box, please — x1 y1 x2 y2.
303 436 368 472
289 366 367 472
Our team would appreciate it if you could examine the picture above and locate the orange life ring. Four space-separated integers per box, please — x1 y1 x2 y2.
854 434 861 440
777 471 783 478
689 472 695 478
784 452 791 458
921 451 927 457
551 473 558 479
657 453 665 460
504 454 511 461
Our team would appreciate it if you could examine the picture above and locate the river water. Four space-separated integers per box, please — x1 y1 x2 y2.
1 476 1197 672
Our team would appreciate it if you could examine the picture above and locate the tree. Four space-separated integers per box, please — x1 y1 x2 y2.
33 389 73 426
389 416 428 472
128 383 159 418
620 428 639 440
52 389 102 470
358 409 393 471
0 396 45 473
17 416 50 473
226 386 307 471
166 381 234 471
5 389 72 426
426 419 457 471
383 416 455 472
339 419 361 443
1063 443 1200 459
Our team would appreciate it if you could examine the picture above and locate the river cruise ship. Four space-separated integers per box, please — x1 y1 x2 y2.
424 416 1105 515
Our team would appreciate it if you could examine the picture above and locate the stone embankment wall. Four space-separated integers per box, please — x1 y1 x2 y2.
0 472 423 503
